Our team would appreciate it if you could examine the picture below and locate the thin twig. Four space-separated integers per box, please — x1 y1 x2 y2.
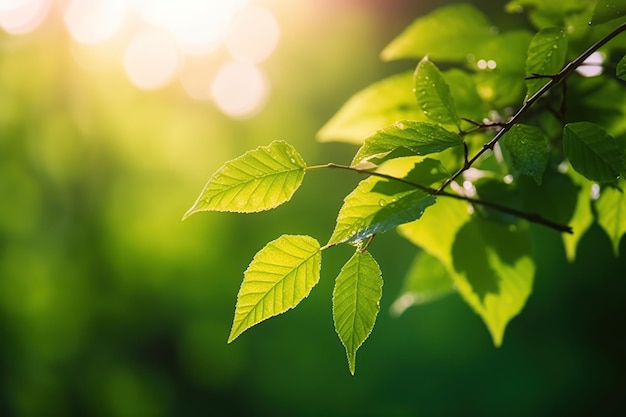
436 21 626 194
314 163 573 233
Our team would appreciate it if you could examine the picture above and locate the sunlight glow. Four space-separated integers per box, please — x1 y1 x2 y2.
64 0 128 44
123 29 180 90
211 62 268 118
131 0 249 55
0 0 50 34
4 0 281 117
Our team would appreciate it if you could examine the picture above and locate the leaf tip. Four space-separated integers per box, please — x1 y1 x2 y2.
490 328 504 348
227 325 243 344
181 206 196 221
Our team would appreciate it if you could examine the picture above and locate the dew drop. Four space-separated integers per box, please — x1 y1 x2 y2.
290 157 296 164
378 199 386 207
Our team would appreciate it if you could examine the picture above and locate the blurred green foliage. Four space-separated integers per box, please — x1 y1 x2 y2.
0 1 625 416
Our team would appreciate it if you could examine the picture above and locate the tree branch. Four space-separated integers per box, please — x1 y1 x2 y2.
436 21 626 194
311 163 573 234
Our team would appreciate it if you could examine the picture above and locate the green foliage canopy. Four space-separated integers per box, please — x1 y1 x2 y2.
186 0 626 374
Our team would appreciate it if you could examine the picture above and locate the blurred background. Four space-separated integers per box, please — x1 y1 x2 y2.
1 0 625 416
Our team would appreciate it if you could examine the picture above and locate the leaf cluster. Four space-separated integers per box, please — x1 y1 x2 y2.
185 1 626 374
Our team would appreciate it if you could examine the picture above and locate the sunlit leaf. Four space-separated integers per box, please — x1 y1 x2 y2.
617 54 626 80
414 58 460 127
390 250 455 317
563 122 625 182
333 250 383 375
317 72 424 144
184 141 306 217
452 218 534 347
398 198 471 265
501 123 549 184
228 235 321 343
399 199 534 347
327 158 443 246
525 27 568 100
562 167 594 261
381 3 494 62
596 180 626 256
351 121 462 165
591 0 626 25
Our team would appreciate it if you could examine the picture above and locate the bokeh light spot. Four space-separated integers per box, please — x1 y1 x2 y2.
64 0 128 44
226 6 280 64
211 61 268 118
576 51 604 77
131 0 250 56
0 0 50 34
123 29 180 90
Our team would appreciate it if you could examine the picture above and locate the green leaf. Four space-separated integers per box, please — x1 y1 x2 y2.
317 72 424 144
443 69 486 123
327 158 441 246
390 250 455 317
562 167 594 261
501 123 549 184
381 3 494 62
351 121 462 165
228 235 322 343
184 141 306 217
507 0 596 28
525 27 568 101
398 198 471 265
617 54 626 80
414 58 460 127
596 180 626 256
591 0 626 25
452 217 534 347
399 199 534 347
563 122 625 182
333 250 383 375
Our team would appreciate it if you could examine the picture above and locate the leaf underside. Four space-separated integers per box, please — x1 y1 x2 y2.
228 235 322 343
